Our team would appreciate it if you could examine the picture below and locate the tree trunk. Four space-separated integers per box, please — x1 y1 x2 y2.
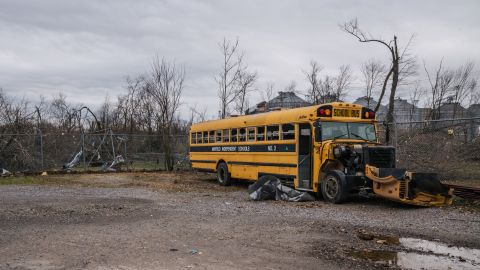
385 60 399 144
375 67 393 113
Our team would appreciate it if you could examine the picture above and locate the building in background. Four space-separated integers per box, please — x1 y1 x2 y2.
246 91 310 115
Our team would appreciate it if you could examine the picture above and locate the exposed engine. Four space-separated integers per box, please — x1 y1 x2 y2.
332 144 396 174
330 143 452 206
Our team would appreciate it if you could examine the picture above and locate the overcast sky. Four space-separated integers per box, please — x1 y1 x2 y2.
1 0 479 118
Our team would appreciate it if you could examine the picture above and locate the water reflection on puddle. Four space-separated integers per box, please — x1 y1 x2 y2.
350 237 480 270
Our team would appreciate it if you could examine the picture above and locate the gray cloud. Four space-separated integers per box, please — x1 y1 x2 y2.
1 0 479 118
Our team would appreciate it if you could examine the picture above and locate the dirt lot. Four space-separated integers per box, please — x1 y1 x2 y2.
0 172 479 270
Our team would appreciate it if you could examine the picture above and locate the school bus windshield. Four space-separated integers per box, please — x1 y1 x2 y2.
321 121 376 141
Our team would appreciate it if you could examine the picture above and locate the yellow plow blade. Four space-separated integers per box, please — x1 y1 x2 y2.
365 165 453 206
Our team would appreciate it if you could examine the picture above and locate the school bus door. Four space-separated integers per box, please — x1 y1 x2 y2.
297 123 312 189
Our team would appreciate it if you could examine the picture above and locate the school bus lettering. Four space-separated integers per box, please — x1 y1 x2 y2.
333 108 360 118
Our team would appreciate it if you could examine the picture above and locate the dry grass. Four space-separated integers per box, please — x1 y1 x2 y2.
0 171 247 193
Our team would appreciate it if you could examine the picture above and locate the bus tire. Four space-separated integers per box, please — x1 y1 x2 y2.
321 170 349 204
216 162 232 186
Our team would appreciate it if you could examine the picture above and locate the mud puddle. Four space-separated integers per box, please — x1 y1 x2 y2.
350 237 480 269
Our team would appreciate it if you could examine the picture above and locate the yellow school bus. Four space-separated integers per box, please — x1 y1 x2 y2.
189 102 452 206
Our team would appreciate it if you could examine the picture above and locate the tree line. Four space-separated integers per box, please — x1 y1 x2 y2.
1 17 479 169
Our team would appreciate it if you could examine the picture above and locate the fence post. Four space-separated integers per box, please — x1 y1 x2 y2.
81 132 87 171
39 129 44 171
124 137 128 171
394 119 398 148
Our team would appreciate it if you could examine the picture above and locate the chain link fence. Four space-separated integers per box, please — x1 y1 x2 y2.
2 118 480 181
381 117 480 182
0 131 189 173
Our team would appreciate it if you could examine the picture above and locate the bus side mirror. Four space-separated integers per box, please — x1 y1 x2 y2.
313 122 321 142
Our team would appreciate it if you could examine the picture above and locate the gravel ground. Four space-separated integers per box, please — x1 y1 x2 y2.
0 172 479 270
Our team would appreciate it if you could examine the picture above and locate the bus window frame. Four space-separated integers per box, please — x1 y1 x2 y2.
267 125 280 141
247 127 256 142
239 128 247 142
281 123 295 141
256 126 265 142
191 132 196 144
215 130 222 143
196 132 202 144
222 129 230 143
209 130 215 143
230 128 238 142
203 131 208 143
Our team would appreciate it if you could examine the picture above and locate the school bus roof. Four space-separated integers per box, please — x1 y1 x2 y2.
190 102 365 132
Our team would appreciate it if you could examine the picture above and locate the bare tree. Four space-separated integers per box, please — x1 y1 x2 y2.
318 75 335 103
407 81 424 124
49 93 81 132
451 62 476 118
424 59 454 119
117 75 145 132
261 82 275 102
147 56 185 171
189 104 208 124
342 18 415 143
98 94 112 129
470 82 480 105
216 38 243 119
424 60 477 119
361 59 385 108
234 70 257 115
284 80 296 92
304 60 323 104
334 65 353 101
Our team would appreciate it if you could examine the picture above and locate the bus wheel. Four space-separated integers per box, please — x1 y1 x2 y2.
216 162 232 186
321 170 348 204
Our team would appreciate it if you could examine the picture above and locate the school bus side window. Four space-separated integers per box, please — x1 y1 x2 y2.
281 123 295 140
256 126 265 141
247 127 255 141
267 125 279 141
196 132 202 144
203 131 208 143
239 128 246 142
223 129 229 142
209 131 215 143
230 128 238 142
215 130 222 143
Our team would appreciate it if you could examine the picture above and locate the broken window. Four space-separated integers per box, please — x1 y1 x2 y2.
267 125 280 141
256 126 265 141
239 128 246 142
281 123 295 140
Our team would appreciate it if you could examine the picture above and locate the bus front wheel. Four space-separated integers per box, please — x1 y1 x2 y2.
321 170 349 204
216 162 232 186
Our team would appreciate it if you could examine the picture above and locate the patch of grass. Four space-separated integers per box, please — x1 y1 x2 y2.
0 175 73 186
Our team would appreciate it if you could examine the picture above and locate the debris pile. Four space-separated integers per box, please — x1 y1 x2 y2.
248 175 315 202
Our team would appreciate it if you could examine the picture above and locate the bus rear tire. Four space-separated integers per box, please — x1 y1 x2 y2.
216 162 232 186
321 170 349 204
